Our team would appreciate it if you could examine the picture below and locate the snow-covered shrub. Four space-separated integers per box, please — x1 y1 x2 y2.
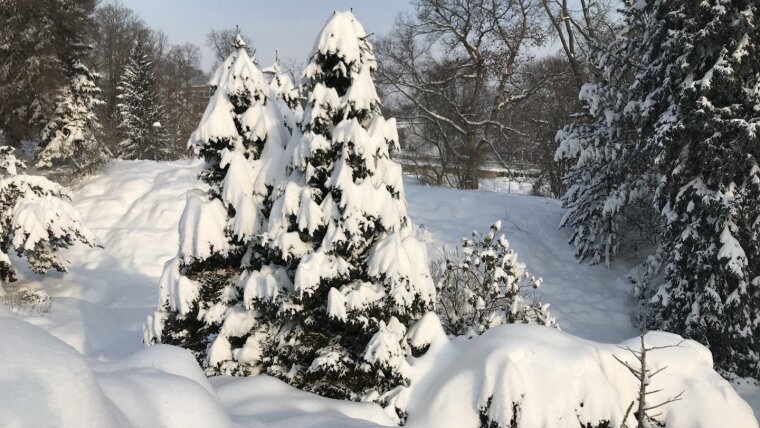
0 286 52 316
434 221 556 337
0 146 97 290
402 326 757 428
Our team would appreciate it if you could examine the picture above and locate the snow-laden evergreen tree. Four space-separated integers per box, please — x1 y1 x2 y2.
629 0 760 379
435 221 556 337
117 40 170 160
0 0 98 147
0 146 97 293
554 6 656 267
264 58 303 133
37 59 109 175
145 35 291 375
248 11 436 404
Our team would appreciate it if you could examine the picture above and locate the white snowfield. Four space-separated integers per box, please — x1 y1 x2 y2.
1 160 757 427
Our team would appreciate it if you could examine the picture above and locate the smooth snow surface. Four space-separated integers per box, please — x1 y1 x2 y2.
1 160 757 427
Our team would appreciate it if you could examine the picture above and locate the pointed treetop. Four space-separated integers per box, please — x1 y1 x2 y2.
311 10 372 66
233 32 246 49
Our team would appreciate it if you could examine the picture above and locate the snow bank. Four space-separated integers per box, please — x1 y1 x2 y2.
402 324 758 428
0 316 128 427
213 376 395 428
93 345 233 428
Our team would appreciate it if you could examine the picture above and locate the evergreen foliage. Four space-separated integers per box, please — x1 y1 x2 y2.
264 59 303 133
0 0 98 147
250 11 436 404
37 59 108 175
146 35 291 376
0 146 97 291
117 40 170 160
558 0 760 378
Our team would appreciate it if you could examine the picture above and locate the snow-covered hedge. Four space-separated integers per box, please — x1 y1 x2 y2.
399 319 757 428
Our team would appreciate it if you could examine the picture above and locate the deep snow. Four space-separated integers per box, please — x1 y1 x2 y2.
1 159 757 427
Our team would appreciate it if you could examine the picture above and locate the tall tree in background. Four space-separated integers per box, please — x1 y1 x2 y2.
116 40 169 160
92 1 153 152
559 0 760 378
159 44 206 158
36 59 108 175
0 0 99 149
540 0 617 86
377 0 547 189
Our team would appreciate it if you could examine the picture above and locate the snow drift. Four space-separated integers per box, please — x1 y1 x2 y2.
401 321 757 428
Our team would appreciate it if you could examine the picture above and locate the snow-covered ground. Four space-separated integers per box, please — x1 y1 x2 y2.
2 160 757 427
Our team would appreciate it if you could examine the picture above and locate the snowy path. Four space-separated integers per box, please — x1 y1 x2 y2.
8 160 757 424
405 181 639 342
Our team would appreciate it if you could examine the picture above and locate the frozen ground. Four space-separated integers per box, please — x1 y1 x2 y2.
1 160 757 427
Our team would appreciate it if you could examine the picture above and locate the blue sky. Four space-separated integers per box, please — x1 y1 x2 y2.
119 0 415 72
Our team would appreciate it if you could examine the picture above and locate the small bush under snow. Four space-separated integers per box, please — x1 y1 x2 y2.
434 221 556 337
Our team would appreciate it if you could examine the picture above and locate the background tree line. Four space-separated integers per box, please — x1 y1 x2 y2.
0 0 256 174
375 0 618 194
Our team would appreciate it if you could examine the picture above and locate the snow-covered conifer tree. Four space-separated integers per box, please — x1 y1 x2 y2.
117 40 170 160
0 146 97 292
630 0 760 378
264 58 303 133
37 60 108 175
145 35 291 375
252 11 436 404
554 7 655 267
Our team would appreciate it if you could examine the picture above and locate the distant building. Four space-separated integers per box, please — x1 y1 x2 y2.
190 85 213 106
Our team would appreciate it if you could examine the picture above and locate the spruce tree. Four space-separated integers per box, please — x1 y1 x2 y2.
37 59 108 175
561 0 760 378
630 0 760 378
117 40 170 160
555 6 655 267
0 0 98 147
145 35 291 375
250 11 436 404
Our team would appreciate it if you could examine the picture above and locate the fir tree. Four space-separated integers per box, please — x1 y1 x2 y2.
0 146 97 292
117 40 170 160
560 0 760 378
37 59 109 175
630 0 760 378
555 6 654 267
145 35 291 375
251 11 436 405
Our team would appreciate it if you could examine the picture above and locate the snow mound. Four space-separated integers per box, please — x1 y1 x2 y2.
212 375 395 428
0 316 128 427
403 324 758 428
93 345 232 428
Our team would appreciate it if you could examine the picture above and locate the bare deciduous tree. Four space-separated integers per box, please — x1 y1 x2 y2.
377 0 548 189
541 0 618 85
614 334 685 428
206 28 253 66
